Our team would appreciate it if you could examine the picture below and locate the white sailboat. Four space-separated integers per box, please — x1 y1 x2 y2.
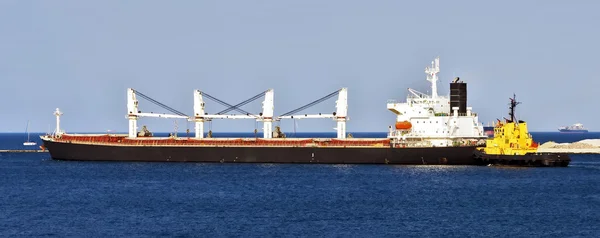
23 120 37 146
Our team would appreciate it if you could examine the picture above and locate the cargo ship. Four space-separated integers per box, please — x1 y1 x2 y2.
558 123 588 133
41 57 489 164
474 95 570 167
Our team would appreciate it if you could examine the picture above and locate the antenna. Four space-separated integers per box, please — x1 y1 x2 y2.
507 93 521 123
425 57 440 99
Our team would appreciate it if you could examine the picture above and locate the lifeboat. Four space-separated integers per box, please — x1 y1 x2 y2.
395 121 412 130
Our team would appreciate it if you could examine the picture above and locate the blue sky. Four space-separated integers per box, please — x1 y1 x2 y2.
1 0 598 133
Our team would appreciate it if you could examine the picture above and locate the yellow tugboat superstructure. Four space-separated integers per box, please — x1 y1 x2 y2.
484 121 538 155
483 94 539 155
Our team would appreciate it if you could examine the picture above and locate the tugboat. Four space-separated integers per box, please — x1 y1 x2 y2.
474 94 570 167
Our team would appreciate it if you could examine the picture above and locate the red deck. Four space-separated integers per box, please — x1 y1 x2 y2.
51 134 391 147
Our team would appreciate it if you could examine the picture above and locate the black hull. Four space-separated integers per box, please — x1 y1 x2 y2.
474 150 570 167
42 140 486 165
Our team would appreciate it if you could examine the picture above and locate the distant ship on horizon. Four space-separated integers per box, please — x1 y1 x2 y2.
483 125 494 137
483 121 497 137
558 123 588 133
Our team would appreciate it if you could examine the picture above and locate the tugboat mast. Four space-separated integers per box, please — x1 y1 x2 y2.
507 93 521 123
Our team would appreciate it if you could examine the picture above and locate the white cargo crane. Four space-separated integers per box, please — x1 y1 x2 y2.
126 88 276 139
126 88 190 138
192 89 275 139
276 88 348 139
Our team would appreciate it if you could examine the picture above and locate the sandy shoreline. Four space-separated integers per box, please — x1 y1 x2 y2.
537 139 600 153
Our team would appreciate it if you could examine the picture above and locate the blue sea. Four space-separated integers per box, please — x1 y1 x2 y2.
1 132 599 237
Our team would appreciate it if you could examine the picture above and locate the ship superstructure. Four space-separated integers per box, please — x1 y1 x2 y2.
386 57 487 147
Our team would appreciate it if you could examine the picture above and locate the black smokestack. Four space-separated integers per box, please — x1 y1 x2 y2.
450 77 467 114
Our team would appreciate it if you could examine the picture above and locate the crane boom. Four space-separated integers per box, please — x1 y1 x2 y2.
193 89 275 139
133 112 189 119
127 88 191 138
277 88 348 139
217 90 269 115
277 114 335 119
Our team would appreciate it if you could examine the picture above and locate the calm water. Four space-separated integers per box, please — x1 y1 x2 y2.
1 132 599 237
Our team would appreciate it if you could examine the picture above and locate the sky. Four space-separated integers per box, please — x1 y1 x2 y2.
1 0 599 133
